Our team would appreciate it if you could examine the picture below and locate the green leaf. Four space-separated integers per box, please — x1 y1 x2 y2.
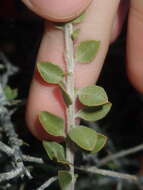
77 102 112 122
43 141 65 161
58 170 72 190
37 62 64 84
75 40 100 63
59 83 72 106
4 86 18 100
71 12 85 24
39 111 65 137
55 25 64 30
78 85 108 106
68 126 98 151
91 133 107 154
71 28 80 41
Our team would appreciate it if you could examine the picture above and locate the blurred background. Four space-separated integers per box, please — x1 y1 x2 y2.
1 1 143 189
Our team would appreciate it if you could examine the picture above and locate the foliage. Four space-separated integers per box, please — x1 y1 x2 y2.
36 13 111 190
0 5 142 190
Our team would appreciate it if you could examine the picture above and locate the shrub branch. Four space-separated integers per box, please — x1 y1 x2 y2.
98 143 143 167
64 23 76 190
37 177 58 190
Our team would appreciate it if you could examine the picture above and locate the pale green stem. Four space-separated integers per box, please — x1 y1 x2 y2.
64 23 76 190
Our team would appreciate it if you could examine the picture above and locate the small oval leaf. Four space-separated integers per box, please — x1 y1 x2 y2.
75 40 100 63
59 83 72 106
71 28 80 41
78 85 108 106
39 111 65 137
68 126 98 151
54 24 64 30
37 62 64 84
4 86 18 100
58 170 72 190
77 102 112 122
91 133 107 154
71 12 85 24
43 141 65 162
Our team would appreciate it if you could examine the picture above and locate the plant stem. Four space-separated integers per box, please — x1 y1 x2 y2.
77 166 139 182
98 143 143 167
0 168 23 183
37 177 58 190
64 23 76 190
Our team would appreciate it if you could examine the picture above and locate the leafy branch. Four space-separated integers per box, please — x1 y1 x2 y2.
37 14 111 190
1 12 143 189
64 22 76 190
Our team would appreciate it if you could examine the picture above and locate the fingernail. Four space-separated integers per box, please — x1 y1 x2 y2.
24 0 92 21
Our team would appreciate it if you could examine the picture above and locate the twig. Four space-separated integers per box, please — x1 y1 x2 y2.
37 177 58 190
98 143 143 166
64 23 76 190
0 55 32 180
77 166 139 182
0 52 18 87
1 113 32 179
0 141 13 156
0 168 23 183
0 141 44 164
22 155 44 164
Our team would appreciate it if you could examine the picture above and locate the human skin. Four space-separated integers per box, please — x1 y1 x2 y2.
21 0 143 140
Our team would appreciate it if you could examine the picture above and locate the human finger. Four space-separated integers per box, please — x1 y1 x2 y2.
127 0 143 93
26 0 121 140
22 0 92 22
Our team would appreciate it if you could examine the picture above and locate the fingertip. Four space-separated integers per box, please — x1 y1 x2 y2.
22 0 92 22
